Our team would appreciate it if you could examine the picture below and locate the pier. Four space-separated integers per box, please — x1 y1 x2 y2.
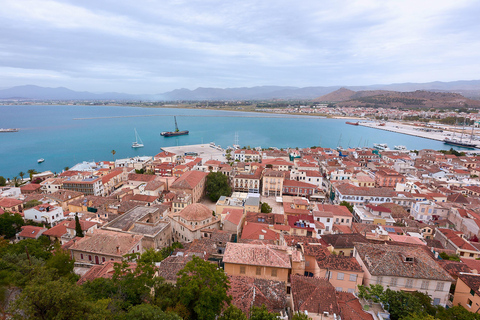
358 121 480 149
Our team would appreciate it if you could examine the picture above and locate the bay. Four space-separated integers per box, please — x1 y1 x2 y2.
0 105 449 179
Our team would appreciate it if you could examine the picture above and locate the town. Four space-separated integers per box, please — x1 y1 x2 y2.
3 144 480 319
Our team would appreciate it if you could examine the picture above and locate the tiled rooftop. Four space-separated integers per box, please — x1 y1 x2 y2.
223 242 291 269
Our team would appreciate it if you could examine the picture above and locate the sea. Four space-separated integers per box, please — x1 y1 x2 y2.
0 104 453 179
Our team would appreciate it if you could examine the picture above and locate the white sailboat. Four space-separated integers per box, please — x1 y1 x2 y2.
132 128 144 148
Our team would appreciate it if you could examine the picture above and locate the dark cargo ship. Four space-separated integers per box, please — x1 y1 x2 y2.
161 116 189 137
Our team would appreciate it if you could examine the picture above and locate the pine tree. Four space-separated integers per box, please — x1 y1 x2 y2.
75 214 84 237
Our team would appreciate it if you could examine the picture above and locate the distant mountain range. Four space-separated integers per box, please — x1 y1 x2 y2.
1 80 480 101
315 88 480 108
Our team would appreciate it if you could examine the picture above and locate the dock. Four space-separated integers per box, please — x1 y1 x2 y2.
358 121 480 149
161 144 227 162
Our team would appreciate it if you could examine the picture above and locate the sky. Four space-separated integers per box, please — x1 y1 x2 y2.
1 0 480 94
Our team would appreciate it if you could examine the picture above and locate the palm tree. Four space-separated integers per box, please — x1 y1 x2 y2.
111 150 116 162
27 169 37 181
64 167 69 171
12 176 20 187
18 172 25 182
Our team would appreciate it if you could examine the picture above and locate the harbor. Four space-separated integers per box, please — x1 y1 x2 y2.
359 121 480 149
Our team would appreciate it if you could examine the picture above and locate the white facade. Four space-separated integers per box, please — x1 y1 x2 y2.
24 205 65 227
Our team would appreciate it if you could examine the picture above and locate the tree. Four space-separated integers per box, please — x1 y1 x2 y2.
260 202 272 213
27 169 37 181
11 277 109 320
11 177 20 187
24 199 42 209
0 176 6 186
177 256 231 320
75 214 84 237
64 167 70 171
123 304 181 320
292 312 310 320
0 212 25 239
218 305 247 320
249 305 279 320
205 172 231 202
18 172 25 181
339 201 354 213
45 244 75 278
111 150 116 162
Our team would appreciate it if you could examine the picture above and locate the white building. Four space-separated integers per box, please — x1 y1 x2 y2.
23 204 65 227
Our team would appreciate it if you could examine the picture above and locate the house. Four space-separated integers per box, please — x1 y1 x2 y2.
262 169 284 197
434 228 480 259
222 208 244 239
23 204 65 227
62 177 104 196
317 204 353 227
453 273 480 311
290 275 340 319
168 203 220 243
410 201 442 222
154 151 177 163
45 189 84 211
223 242 291 282
333 183 396 205
240 222 281 244
16 226 47 241
103 205 171 249
352 204 396 225
374 168 405 188
234 149 261 162
233 168 263 194
282 180 317 198
20 183 42 194
169 170 208 203
227 275 287 317
0 197 23 213
43 218 98 244
354 242 454 307
68 229 144 265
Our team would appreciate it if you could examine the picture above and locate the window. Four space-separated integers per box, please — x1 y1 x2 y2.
337 272 344 280
336 287 343 292
256 267 262 275
376 277 383 285
433 298 440 306
421 281 429 290
88 255 92 261
137 245 139 251
390 277 397 286
271 269 277 277
349 274 357 282
406 279 414 288
348 288 355 293
240 266 246 274
327 218 330 222
436 282 444 291
102 257 105 263
471 289 476 296
80 253 84 259
468 299 473 307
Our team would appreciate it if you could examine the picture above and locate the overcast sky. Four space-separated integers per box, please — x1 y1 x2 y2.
1 0 479 94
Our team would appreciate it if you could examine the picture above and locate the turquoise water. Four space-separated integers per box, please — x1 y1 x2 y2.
0 105 449 179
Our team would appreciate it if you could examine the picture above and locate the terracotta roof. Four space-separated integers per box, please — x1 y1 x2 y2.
47 189 84 202
127 173 157 183
334 183 396 197
336 291 374 320
69 229 143 256
157 254 197 282
458 273 480 297
437 260 471 279
437 228 478 251
64 219 97 231
77 261 136 285
291 275 339 315
461 258 480 273
43 220 69 238
355 242 453 281
228 275 287 315
0 197 23 208
20 183 42 192
170 170 207 189
223 209 243 226
223 243 291 268
241 222 280 242
177 203 213 221
17 225 47 238
317 204 353 217
283 180 317 188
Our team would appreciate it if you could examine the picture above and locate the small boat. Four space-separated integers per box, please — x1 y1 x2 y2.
37 158 45 163
132 128 144 148
373 143 389 151
0 128 19 132
394 145 408 151
161 116 189 137
345 121 359 126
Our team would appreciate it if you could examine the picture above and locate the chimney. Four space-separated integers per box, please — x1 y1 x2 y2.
116 246 120 254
